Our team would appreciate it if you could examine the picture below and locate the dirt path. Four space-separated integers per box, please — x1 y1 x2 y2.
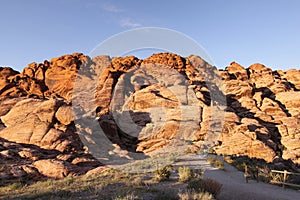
173 154 300 200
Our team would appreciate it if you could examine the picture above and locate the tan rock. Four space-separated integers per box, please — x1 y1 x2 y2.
86 166 109 176
225 62 248 81
1 52 300 173
55 105 74 125
248 63 274 88
280 69 300 90
276 91 300 117
0 99 59 144
18 149 40 161
33 159 74 178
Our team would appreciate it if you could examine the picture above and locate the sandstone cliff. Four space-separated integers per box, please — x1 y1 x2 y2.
0 53 299 183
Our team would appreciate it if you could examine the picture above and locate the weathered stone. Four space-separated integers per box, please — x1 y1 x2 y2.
276 91 300 117
33 159 75 178
1 52 300 184
55 105 74 125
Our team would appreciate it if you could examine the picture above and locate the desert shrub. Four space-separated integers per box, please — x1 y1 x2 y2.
178 167 203 183
193 168 203 177
228 156 272 182
7 182 24 191
187 178 222 197
82 184 94 192
207 156 224 170
230 156 300 185
130 176 144 186
153 165 172 182
65 176 74 186
259 166 273 182
228 156 267 171
178 167 193 183
178 189 213 200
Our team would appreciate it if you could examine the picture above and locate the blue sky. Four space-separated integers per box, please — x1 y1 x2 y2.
0 0 299 71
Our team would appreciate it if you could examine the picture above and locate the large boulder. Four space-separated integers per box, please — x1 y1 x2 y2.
0 98 84 153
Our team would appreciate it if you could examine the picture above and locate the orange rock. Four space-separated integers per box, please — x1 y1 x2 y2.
1 52 300 181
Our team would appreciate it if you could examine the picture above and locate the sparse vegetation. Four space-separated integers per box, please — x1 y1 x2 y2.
130 175 145 186
226 155 271 182
0 163 222 199
178 189 214 200
7 182 24 191
178 166 202 183
207 156 225 170
187 178 222 197
178 166 193 183
153 165 172 182
117 152 182 173
223 155 300 190
114 193 139 200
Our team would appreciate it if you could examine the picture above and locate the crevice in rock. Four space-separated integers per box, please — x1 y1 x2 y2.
254 87 292 117
150 90 177 102
98 111 151 153
227 95 284 157
0 119 6 131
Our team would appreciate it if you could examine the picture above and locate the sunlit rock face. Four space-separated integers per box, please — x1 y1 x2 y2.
0 53 300 182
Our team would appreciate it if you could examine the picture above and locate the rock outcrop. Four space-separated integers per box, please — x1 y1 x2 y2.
216 62 300 164
0 137 101 185
0 52 299 184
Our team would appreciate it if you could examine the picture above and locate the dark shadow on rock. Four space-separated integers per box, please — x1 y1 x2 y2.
226 95 284 157
272 71 300 92
0 137 102 187
254 87 291 117
99 110 151 153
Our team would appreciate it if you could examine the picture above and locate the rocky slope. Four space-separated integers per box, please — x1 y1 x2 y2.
0 53 299 183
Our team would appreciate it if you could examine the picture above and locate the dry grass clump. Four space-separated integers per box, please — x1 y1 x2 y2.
178 166 202 183
207 156 224 170
114 193 139 200
153 165 172 182
187 178 222 197
178 166 193 183
178 189 214 200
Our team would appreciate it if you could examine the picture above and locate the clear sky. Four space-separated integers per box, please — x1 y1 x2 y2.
0 0 299 71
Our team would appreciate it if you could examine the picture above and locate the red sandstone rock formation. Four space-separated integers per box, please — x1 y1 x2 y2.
0 52 299 182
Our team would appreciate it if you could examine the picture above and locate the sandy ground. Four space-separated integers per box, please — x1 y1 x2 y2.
173 154 300 200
